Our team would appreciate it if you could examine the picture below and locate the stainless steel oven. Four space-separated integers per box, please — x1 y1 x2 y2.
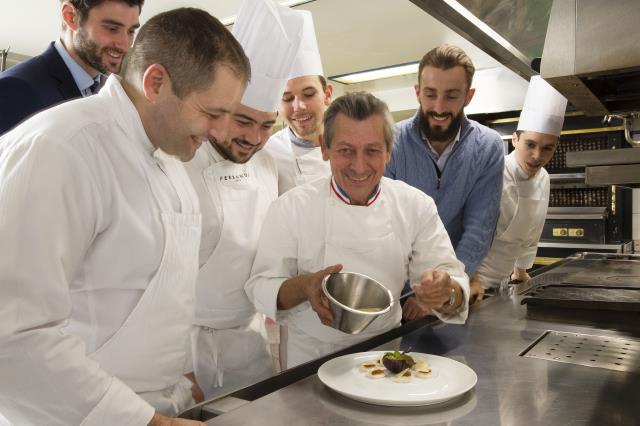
540 128 632 261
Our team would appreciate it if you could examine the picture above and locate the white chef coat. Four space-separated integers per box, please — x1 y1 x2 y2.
0 76 201 425
475 152 550 288
185 142 277 398
264 127 331 195
245 176 469 368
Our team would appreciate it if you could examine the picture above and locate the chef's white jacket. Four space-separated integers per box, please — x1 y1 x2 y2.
0 77 185 425
475 152 550 288
264 127 330 194
245 176 469 365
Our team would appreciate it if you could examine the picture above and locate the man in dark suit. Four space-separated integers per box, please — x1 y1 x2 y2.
0 0 143 135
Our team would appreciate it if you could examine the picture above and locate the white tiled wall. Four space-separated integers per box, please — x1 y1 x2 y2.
632 188 640 240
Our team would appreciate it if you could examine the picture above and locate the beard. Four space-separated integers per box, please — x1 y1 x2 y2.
211 138 256 164
74 26 124 75
418 107 464 143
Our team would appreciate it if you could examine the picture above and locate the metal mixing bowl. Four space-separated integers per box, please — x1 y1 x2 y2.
321 271 393 334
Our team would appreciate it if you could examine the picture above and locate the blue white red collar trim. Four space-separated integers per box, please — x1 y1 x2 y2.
330 176 381 206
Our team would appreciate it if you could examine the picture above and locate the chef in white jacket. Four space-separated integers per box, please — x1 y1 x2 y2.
264 10 332 195
473 76 567 297
186 0 305 399
246 92 469 368
0 9 249 426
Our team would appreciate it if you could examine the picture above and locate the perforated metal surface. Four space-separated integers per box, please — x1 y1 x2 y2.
521 330 640 372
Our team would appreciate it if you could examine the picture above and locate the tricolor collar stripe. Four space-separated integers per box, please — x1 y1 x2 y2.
367 186 382 205
330 177 351 204
330 176 381 206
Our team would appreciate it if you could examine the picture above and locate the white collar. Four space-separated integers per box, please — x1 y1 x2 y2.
102 75 155 157
202 140 227 164
506 151 532 181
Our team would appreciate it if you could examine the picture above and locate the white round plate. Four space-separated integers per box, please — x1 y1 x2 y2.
317 351 477 407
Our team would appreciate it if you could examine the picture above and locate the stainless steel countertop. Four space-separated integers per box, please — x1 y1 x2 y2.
203 292 640 425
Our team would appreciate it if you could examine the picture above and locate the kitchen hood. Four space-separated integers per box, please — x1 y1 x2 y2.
540 0 640 146
543 0 640 183
540 0 640 117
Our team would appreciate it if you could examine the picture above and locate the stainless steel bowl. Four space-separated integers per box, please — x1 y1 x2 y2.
321 272 393 335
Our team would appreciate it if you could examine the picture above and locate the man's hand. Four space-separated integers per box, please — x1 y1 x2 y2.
148 413 205 426
301 264 343 326
469 274 484 305
184 372 204 404
511 267 531 283
277 264 343 326
402 296 432 321
414 269 463 314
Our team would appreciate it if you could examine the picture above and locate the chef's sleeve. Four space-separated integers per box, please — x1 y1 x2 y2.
245 197 306 323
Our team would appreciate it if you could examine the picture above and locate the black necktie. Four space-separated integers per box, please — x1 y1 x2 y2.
89 77 101 95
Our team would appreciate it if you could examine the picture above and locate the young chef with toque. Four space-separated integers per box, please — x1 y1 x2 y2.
265 10 332 195
185 0 305 399
472 76 568 299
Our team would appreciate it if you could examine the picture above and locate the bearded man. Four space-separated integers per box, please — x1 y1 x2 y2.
385 44 504 320
0 0 143 135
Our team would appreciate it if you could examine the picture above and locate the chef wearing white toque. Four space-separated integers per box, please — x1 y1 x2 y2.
185 0 304 399
473 75 568 295
265 10 333 195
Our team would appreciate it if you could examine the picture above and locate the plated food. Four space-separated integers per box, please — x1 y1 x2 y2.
358 351 432 383
318 351 478 406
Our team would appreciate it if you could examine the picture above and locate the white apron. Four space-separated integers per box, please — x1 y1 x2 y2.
192 316 271 399
286 194 407 367
500 181 545 242
478 172 547 289
291 143 330 187
193 159 274 398
90 149 201 417
265 128 330 194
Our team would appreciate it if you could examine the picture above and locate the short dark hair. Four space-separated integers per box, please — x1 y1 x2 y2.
123 8 250 99
418 44 475 89
318 75 327 91
323 91 395 151
61 0 144 29
514 130 560 142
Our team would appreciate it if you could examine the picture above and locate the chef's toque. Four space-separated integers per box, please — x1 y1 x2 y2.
232 0 305 112
287 10 324 79
517 75 568 137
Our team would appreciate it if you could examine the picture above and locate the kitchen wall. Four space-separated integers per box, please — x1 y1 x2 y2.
331 65 528 118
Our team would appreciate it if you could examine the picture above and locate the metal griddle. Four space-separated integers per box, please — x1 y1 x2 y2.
521 253 640 311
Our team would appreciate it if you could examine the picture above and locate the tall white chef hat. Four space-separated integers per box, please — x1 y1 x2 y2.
287 10 324 79
517 75 568 137
232 0 305 112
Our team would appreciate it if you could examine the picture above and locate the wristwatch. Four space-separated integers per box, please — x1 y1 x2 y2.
447 286 457 307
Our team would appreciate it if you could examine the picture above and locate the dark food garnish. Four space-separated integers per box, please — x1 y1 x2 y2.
382 351 415 374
